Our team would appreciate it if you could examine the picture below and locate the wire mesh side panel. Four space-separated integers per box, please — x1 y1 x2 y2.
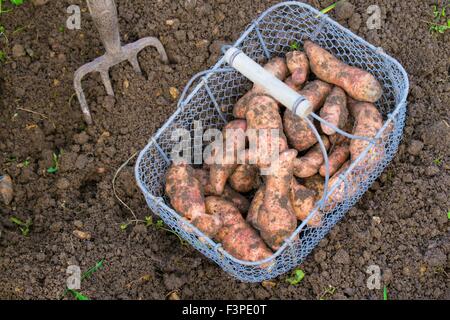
135 2 408 282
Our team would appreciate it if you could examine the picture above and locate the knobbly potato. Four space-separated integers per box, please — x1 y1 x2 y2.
205 197 273 262
293 135 331 178
209 120 247 195
257 149 298 250
233 57 289 118
242 95 288 168
329 119 353 146
320 86 349 135
194 168 249 214
286 51 309 87
222 186 251 214
319 144 350 177
283 81 331 152
165 164 222 237
229 164 260 193
304 40 383 103
285 76 303 91
347 100 383 161
323 161 352 211
303 174 325 201
246 186 265 229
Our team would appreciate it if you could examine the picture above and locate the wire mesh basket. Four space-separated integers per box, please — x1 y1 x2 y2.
135 1 409 282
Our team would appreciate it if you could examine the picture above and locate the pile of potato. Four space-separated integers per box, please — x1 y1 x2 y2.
165 40 389 262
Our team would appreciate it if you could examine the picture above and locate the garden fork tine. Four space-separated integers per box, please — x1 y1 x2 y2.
74 0 168 125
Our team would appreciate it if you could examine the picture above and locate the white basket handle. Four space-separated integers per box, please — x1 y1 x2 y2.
224 47 313 118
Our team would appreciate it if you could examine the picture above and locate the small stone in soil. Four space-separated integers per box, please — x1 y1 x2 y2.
169 87 179 100
261 280 277 289
73 230 91 240
0 174 14 205
166 291 181 300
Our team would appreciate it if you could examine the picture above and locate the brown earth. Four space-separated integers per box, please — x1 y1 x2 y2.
0 0 449 300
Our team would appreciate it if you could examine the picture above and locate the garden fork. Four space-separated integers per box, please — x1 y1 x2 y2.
74 0 168 125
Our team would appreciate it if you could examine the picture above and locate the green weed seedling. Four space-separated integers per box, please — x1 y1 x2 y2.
289 41 300 51
427 4 450 33
47 150 62 174
447 211 450 220
0 0 24 14
319 285 337 300
286 268 305 285
383 285 388 300
61 258 105 300
433 157 443 166
10 216 32 236
0 50 6 62
67 289 89 300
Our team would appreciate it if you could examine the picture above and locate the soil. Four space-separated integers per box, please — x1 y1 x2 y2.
0 0 449 300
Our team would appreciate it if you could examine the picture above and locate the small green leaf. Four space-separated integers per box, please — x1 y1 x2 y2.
9 0 24 6
47 166 58 173
68 289 89 300
447 211 450 220
120 223 129 231
10 216 32 236
383 286 388 300
0 51 6 62
320 1 339 15
286 269 305 285
289 41 300 51
156 219 164 228
144 216 153 226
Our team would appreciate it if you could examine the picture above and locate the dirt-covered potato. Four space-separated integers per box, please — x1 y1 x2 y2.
286 50 309 87
293 135 331 178
348 100 383 161
304 40 383 103
233 57 289 119
229 164 260 193
283 81 331 152
165 164 222 237
209 120 247 195
246 186 265 229
257 149 298 250
205 197 272 262
194 168 249 214
320 86 349 135
242 95 288 168
303 174 325 201
319 144 350 177
290 178 321 227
